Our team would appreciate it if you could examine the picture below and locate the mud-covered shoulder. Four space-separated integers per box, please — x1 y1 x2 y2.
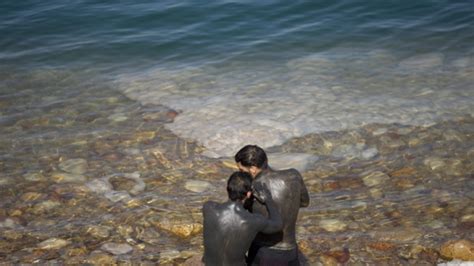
202 201 219 212
280 168 302 177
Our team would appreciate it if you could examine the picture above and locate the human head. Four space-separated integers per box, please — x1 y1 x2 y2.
227 171 253 202
234 145 268 178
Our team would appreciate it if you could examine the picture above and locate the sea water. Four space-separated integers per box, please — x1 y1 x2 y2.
2 1 473 155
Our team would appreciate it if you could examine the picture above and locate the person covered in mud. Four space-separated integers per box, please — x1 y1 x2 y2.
235 145 310 266
202 171 283 266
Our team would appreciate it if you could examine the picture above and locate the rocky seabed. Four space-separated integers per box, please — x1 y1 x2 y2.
0 71 473 265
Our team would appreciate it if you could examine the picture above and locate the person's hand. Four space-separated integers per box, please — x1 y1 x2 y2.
252 183 272 203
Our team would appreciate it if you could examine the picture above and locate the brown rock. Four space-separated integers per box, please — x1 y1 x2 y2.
182 254 204 266
20 192 46 202
298 239 313 255
394 178 415 189
109 176 136 191
319 254 338 266
370 227 421 242
10 209 23 217
21 249 60 263
368 242 396 251
102 152 124 162
323 248 350 264
134 131 156 142
322 180 340 191
167 223 202 238
390 167 417 177
459 214 474 230
439 239 474 261
151 217 203 238
167 110 179 120
2 229 23 240
86 251 117 265
67 246 89 257
384 210 402 219
37 238 71 250
405 245 439 264
0 239 17 254
150 149 173 169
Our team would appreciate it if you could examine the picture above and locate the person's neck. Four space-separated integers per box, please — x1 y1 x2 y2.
255 166 270 178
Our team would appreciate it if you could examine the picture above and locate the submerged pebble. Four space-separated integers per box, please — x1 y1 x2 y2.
50 172 87 183
59 158 88 174
439 239 474 261
372 128 388 136
86 178 113 194
108 113 128 122
0 177 12 186
151 216 203 238
184 180 213 193
20 192 45 202
362 171 390 187
0 218 20 229
423 157 446 171
370 227 422 242
38 238 71 250
361 147 378 159
460 214 474 223
331 144 363 159
101 242 133 255
86 251 117 265
86 225 112 239
31 200 61 214
319 219 347 232
104 191 131 203
160 249 181 262
23 172 46 182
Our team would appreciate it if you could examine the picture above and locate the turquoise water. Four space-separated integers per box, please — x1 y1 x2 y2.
2 1 473 69
2 0 474 156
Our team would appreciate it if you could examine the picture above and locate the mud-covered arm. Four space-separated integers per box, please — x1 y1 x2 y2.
253 183 283 234
296 170 310 207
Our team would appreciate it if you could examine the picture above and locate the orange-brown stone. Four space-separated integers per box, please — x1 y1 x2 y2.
368 241 396 251
439 239 474 261
390 167 417 177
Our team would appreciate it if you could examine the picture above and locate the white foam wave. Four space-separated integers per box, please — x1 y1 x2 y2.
117 51 474 157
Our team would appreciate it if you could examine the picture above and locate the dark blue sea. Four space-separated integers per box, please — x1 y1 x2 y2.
1 0 474 156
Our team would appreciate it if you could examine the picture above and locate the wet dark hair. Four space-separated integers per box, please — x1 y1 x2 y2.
234 145 268 169
227 172 253 201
